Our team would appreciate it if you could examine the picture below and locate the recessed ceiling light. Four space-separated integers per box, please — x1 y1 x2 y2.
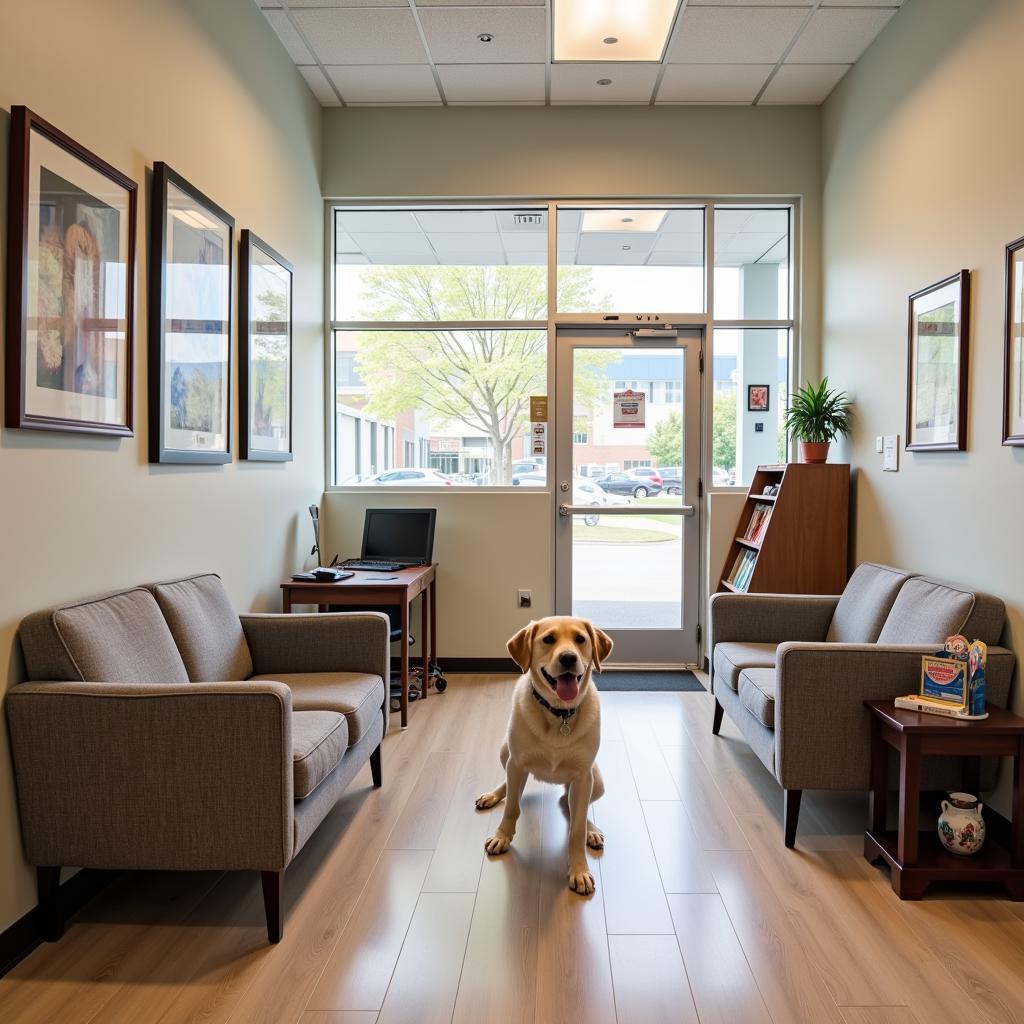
477 32 493 43
553 0 680 62
622 245 632 251
597 78 613 86
582 209 666 232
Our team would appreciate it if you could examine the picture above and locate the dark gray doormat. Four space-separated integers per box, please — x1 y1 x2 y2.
592 671 704 692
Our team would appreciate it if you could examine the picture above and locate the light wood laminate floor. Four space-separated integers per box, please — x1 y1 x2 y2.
2 675 1023 1024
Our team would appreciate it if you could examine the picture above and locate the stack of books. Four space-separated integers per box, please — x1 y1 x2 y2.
743 503 772 544
725 548 757 591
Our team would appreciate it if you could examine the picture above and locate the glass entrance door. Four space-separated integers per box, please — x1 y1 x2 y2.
554 327 702 666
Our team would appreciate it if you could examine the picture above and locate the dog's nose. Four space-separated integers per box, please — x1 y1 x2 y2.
559 651 578 669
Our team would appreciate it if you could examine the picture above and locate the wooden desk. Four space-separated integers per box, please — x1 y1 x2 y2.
281 564 437 728
864 699 1024 900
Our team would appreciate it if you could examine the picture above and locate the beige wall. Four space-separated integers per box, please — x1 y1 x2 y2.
322 104 823 662
821 0 1021 807
0 0 323 931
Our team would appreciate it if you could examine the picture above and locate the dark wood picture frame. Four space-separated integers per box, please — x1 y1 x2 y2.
747 384 770 412
238 230 293 462
5 106 137 436
1003 235 1024 446
148 162 234 464
905 270 970 453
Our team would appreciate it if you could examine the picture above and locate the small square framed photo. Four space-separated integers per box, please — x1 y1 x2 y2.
747 385 770 412
238 230 293 461
1003 235 1024 446
906 270 970 452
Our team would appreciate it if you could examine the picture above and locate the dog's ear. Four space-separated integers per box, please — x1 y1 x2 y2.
507 621 536 673
585 622 614 672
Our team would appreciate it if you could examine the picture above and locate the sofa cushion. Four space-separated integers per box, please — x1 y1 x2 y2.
251 672 384 744
713 642 776 692
18 589 189 684
150 574 253 682
292 711 348 799
738 668 776 729
876 576 976 645
826 563 915 643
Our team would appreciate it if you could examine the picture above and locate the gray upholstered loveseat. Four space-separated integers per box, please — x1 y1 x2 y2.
709 563 1016 847
5 573 389 943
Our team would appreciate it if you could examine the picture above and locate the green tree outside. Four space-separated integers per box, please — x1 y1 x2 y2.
713 390 737 474
648 411 683 467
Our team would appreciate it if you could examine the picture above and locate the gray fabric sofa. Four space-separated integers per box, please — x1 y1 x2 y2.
709 563 1015 847
5 573 390 943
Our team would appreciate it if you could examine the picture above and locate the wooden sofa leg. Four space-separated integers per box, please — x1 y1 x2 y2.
37 866 63 941
370 743 383 788
784 790 803 849
712 699 724 736
261 870 284 943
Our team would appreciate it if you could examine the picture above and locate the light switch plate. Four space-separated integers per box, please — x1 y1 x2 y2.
882 435 899 472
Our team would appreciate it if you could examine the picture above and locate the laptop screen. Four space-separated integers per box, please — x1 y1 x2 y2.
361 508 436 563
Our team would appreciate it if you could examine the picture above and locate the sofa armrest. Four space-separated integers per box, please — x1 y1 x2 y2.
709 592 840 646
240 612 390 682
5 680 294 871
774 643 1016 791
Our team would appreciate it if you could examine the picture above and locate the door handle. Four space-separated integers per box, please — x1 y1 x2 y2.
558 503 695 517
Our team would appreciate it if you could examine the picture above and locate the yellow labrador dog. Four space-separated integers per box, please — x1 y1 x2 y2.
475 616 613 895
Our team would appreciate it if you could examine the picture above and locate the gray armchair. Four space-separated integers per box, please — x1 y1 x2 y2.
6 573 390 943
709 564 1015 847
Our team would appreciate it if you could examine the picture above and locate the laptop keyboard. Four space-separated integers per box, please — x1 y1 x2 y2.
343 559 405 571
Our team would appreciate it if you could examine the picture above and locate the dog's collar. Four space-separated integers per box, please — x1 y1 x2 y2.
531 685 578 721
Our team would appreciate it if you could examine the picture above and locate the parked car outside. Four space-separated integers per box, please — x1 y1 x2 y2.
630 467 663 489
658 466 682 495
712 466 737 487
512 458 545 477
594 470 663 499
359 468 453 487
514 473 630 524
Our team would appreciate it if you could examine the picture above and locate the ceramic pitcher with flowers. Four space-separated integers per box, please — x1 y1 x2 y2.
938 792 985 855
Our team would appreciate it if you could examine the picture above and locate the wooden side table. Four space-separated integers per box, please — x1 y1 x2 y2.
864 699 1024 900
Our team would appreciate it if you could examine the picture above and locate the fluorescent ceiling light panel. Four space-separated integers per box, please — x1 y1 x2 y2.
581 209 666 232
554 0 680 62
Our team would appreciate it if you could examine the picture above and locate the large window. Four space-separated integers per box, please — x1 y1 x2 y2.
331 202 795 489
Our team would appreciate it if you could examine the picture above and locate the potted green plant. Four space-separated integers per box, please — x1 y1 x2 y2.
783 377 852 464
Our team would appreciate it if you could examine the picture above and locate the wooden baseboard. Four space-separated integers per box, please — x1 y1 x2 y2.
0 868 118 978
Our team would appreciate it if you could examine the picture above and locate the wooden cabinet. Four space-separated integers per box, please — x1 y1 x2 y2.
718 463 850 595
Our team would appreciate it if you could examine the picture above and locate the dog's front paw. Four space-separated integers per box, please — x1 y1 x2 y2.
484 830 513 855
475 791 500 810
586 827 605 850
568 866 596 895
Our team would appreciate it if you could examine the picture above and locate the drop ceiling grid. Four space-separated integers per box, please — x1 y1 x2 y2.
259 0 903 108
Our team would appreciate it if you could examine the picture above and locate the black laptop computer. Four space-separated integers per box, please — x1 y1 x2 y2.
342 508 437 570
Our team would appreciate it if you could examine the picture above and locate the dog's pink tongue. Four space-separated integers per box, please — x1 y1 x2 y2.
555 673 579 702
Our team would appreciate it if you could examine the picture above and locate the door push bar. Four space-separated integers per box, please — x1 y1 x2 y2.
558 503 695 517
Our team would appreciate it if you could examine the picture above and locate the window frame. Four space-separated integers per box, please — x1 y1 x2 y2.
325 198 799 494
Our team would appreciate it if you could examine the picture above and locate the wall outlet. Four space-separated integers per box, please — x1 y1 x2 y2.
517 589 532 608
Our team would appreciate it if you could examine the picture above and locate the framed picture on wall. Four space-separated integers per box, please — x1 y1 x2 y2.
747 384 770 412
239 230 293 461
906 270 970 452
5 106 136 435
1003 236 1024 446
148 162 233 464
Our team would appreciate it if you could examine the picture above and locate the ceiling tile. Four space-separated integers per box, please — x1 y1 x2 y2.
688 0 810 5
415 210 498 232
820 0 902 5
297 66 340 106
657 64 772 104
669 7 807 64
499 230 547 253
337 210 420 233
418 7 546 64
653 231 703 254
551 64 660 104
578 233 657 261
350 231 436 257
289 1 406 6
788 8 896 63
759 63 851 104
327 64 439 103
263 10 315 64
429 233 505 256
438 64 545 103
417 0 542 5
661 210 704 233
291 8 427 64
